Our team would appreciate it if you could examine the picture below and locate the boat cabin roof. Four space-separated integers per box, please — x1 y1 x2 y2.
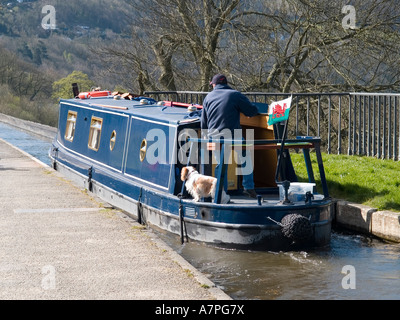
61 96 201 126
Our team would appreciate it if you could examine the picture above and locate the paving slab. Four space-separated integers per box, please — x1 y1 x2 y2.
0 138 230 300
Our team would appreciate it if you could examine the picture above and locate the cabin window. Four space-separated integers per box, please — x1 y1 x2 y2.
65 111 77 142
88 117 103 151
110 130 117 151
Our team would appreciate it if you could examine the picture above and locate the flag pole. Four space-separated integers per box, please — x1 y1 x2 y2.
274 95 293 183
274 120 289 183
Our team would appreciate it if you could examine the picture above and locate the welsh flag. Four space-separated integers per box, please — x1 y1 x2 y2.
267 95 293 126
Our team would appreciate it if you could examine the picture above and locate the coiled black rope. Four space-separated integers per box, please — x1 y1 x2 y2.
280 214 312 242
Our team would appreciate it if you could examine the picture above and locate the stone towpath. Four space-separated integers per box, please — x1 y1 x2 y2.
0 138 230 300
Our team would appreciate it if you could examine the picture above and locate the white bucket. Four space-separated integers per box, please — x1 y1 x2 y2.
278 182 316 202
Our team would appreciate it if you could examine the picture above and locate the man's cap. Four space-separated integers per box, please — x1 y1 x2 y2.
210 74 228 85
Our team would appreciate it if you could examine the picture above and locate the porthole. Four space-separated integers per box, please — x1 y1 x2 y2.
110 130 117 151
140 139 147 162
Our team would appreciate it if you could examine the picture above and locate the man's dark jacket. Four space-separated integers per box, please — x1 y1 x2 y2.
201 84 259 137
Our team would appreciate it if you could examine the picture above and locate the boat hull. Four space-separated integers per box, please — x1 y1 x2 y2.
51 152 333 251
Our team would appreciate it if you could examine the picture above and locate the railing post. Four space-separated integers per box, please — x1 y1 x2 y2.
327 95 332 154
306 96 310 136
373 96 376 157
337 95 342 155
388 96 393 160
383 96 387 159
317 95 321 137
362 95 366 156
353 95 357 155
367 96 371 157
378 96 382 159
348 95 352 155
295 96 299 137
395 97 399 161
358 95 362 155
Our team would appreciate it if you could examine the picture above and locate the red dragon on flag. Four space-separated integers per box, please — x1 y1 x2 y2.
267 96 293 126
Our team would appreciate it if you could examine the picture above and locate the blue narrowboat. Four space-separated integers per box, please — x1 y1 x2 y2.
49 88 333 251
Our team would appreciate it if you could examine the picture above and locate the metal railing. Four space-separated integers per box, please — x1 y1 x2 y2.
144 91 400 161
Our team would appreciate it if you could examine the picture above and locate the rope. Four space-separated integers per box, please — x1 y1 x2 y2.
281 214 312 241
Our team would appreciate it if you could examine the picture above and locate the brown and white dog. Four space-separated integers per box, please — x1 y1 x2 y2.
180 166 230 204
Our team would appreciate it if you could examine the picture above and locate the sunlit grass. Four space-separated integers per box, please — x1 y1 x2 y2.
290 151 400 212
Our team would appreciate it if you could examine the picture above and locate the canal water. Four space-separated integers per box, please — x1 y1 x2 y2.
0 122 52 167
1 121 399 300
159 229 400 300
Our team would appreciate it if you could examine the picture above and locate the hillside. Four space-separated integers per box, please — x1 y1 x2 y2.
0 0 130 87
0 0 134 125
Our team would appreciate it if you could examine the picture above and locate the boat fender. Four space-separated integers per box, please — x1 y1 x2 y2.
78 90 111 99
178 200 188 244
137 202 143 225
280 214 312 242
87 166 93 192
179 203 184 244
52 147 58 170
137 188 143 225
52 160 57 171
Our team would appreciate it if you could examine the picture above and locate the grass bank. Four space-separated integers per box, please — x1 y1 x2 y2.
290 152 400 212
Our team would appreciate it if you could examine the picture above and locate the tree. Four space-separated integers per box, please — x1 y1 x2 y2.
52 71 95 100
228 0 400 93
96 0 400 94
97 0 243 92
18 42 33 60
33 47 42 65
0 45 52 101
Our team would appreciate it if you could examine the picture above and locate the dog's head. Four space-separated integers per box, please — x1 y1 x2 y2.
181 166 196 181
